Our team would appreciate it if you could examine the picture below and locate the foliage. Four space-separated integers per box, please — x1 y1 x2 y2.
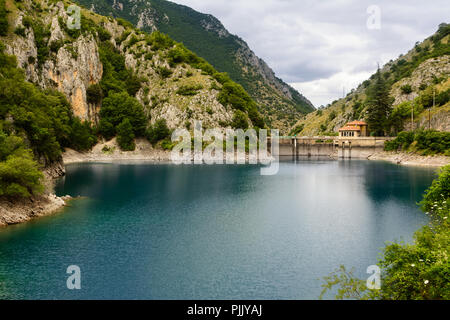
98 41 144 97
116 118 135 151
321 165 450 300
31 21 51 66
156 66 173 79
70 118 97 151
231 110 249 130
400 84 413 94
176 84 203 96
86 83 103 104
0 0 7 36
365 69 393 136
0 131 44 198
385 130 450 155
99 91 147 138
146 119 170 145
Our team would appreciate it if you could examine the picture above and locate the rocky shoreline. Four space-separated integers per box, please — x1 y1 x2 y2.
368 151 449 168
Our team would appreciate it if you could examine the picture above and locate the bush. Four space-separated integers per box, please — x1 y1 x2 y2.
414 130 450 154
86 84 103 104
156 66 173 79
290 124 305 136
116 118 135 151
231 110 249 130
400 84 413 94
146 119 170 145
384 131 415 151
14 27 26 37
96 26 111 42
176 84 203 96
385 130 450 154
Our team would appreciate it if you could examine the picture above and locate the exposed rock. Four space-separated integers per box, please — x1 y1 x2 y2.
0 194 68 227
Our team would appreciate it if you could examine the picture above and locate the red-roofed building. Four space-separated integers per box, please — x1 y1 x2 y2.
338 121 368 137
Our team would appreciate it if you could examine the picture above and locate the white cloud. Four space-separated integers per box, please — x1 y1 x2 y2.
171 0 449 107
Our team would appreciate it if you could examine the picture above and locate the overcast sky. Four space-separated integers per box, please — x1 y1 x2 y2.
171 0 449 107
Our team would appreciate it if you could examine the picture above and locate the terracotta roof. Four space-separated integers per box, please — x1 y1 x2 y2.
339 126 361 131
347 121 367 126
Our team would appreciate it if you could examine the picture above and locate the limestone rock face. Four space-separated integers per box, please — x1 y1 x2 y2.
42 35 103 121
391 56 450 105
5 1 103 123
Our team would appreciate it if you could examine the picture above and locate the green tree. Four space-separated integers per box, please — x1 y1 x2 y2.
99 91 147 137
365 69 393 136
116 118 135 151
146 119 170 145
0 131 44 198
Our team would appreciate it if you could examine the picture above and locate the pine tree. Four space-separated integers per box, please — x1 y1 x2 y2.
365 68 393 136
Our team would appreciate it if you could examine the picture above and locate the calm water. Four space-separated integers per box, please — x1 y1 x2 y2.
0 160 437 299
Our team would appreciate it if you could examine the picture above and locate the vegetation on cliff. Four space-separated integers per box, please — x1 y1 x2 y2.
321 164 450 300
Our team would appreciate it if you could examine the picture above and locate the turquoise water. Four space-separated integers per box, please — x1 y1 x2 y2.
0 160 437 299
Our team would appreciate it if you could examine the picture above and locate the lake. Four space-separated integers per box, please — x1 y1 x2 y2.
0 160 437 299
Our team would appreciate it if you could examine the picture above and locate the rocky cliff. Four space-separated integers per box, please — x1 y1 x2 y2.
74 0 315 132
1 0 258 130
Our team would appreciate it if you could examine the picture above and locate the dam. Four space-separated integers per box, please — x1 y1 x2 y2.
275 137 392 159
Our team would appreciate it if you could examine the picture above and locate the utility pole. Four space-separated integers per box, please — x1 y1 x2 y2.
411 101 414 132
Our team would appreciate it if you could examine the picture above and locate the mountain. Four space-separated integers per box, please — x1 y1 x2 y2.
73 0 315 131
0 0 274 169
290 23 450 136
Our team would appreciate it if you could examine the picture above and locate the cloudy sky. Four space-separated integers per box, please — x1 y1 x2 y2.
171 0 449 107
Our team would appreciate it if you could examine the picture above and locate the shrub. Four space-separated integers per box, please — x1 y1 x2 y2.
96 26 111 42
400 84 413 94
156 66 173 79
146 119 170 145
176 84 203 96
231 110 249 130
116 118 135 151
290 124 304 136
86 84 103 104
384 131 415 151
385 130 450 154
14 27 26 37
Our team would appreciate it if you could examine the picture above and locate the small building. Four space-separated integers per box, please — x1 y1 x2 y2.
338 121 368 137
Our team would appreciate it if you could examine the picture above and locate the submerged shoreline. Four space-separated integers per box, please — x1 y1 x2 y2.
0 141 447 228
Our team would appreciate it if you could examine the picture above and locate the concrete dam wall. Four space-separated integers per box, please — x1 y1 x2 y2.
276 137 391 159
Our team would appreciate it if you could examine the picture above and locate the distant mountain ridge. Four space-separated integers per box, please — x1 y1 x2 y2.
75 0 315 131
